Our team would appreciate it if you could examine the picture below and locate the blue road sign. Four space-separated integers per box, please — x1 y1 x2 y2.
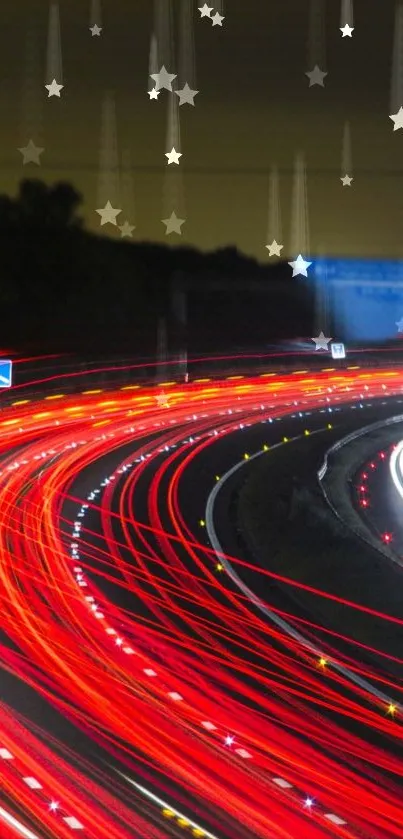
0 360 12 387
313 258 403 341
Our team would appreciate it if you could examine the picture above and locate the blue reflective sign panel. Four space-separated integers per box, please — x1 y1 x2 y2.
0 360 12 387
313 259 403 342
331 342 346 359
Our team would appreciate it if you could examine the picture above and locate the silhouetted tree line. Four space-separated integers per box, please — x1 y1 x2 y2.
0 180 315 354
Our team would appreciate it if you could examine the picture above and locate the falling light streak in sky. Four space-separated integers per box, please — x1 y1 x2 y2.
46 2 63 85
341 120 353 177
266 165 282 248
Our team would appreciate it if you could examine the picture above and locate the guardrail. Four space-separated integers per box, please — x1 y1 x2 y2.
317 414 403 481
317 415 403 561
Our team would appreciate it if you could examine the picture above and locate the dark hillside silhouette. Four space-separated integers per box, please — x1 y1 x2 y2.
0 179 315 355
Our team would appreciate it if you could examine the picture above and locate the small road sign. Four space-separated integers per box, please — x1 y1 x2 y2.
0 360 12 387
330 343 346 360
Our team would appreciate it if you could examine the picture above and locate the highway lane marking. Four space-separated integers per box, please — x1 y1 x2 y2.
117 775 220 839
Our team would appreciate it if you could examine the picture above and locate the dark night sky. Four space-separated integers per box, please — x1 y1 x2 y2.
1 1 402 259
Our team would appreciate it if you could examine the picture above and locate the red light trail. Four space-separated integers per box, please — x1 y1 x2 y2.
0 366 403 838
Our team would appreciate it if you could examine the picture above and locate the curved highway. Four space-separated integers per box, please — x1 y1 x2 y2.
1 366 403 838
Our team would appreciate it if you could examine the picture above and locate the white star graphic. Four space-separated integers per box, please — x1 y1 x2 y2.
340 174 353 186
150 65 177 92
148 87 160 100
165 147 182 165
288 254 312 278
396 317 403 332
18 139 44 165
198 4 213 17
45 79 63 97
312 331 332 350
305 65 327 87
96 200 122 226
340 23 354 37
89 24 102 36
212 12 225 26
389 106 403 131
224 735 234 746
161 211 186 235
265 240 283 257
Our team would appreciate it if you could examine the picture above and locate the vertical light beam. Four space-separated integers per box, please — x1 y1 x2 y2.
148 33 159 91
154 0 174 71
90 0 102 27
163 93 186 221
307 0 326 70
290 152 310 258
46 3 63 84
341 121 352 177
390 2 403 114
340 0 354 27
97 91 121 211
314 245 330 334
266 166 282 246
178 0 196 89
20 25 44 146
121 149 136 228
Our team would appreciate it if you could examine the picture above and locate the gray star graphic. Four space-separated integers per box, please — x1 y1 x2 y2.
212 12 224 26
312 331 332 350
119 220 135 238
90 24 102 36
390 106 403 131
96 200 122 226
198 4 213 17
45 79 63 97
18 139 44 165
150 65 177 92
305 65 327 87
265 240 283 257
175 83 199 106
341 174 353 186
161 211 186 235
